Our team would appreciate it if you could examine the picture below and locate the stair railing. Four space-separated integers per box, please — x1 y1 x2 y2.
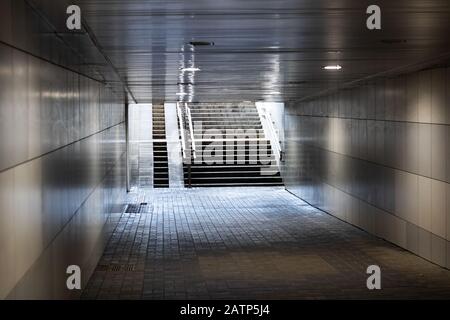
176 102 197 188
185 103 197 160
176 102 187 159
257 106 282 166
177 102 191 187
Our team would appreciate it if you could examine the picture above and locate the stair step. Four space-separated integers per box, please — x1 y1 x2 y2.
196 141 271 145
195 130 265 134
191 115 260 118
191 108 256 110
185 182 284 187
190 154 277 159
194 136 266 140
152 105 169 188
184 171 280 177
192 123 262 126
191 152 274 157
191 113 260 116
194 134 265 138
195 142 272 146
192 119 262 122
185 175 281 180
195 138 269 142
192 121 262 124
194 126 263 129
191 111 258 114
185 164 279 170
182 103 283 188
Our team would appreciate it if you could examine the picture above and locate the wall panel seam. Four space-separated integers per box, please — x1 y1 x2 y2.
0 121 125 174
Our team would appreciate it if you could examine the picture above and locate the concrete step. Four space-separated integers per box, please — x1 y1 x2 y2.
193 124 263 129
191 112 259 117
184 171 280 178
191 119 260 124
152 106 169 188
194 131 265 136
185 163 278 170
185 182 283 187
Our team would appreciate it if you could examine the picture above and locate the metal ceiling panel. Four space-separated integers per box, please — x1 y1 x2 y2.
63 0 450 103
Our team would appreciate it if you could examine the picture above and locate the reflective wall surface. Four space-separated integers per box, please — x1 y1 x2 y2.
0 0 126 299
283 65 450 269
128 104 153 188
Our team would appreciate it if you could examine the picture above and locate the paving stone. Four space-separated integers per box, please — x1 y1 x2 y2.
82 187 450 299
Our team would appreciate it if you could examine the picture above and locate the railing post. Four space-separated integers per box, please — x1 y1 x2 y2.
125 95 130 192
177 102 195 188
188 161 192 188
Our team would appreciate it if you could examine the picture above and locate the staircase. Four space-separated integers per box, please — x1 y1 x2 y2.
152 105 169 188
183 103 283 187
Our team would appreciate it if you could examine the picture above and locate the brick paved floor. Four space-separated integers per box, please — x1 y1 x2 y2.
82 187 450 299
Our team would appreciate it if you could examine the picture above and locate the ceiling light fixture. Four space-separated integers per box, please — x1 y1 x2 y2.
180 67 201 72
189 41 215 46
381 39 407 44
323 65 342 70
176 92 188 96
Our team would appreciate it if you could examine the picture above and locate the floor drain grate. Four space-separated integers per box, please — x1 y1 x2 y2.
125 203 149 214
100 263 136 272
123 264 136 272
125 204 140 213
110 264 122 272
96 264 109 272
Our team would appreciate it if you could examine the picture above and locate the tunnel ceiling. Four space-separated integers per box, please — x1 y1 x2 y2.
72 0 450 103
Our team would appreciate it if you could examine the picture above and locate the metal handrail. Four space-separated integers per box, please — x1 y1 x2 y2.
259 107 282 164
186 103 197 159
177 102 194 187
176 103 187 159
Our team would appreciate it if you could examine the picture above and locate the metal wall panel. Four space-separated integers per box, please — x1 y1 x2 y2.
284 66 450 269
0 1 126 299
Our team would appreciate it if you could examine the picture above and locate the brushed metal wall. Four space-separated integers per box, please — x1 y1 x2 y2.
0 1 126 299
128 104 153 188
283 66 450 269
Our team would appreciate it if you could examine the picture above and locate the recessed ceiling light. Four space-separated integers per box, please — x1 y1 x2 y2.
381 39 407 44
189 41 215 46
180 67 201 72
176 92 188 96
323 65 342 70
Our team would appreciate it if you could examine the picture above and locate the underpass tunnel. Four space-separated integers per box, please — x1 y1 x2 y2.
0 0 450 299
